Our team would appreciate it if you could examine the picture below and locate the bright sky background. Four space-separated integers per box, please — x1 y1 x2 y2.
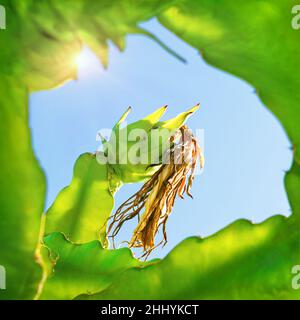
30 19 292 258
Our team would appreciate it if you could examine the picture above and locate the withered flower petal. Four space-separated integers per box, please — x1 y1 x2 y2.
107 125 203 258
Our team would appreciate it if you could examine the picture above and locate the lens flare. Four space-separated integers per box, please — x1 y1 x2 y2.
73 47 103 78
74 49 90 69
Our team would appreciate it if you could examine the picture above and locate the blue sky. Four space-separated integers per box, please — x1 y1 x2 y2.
30 19 292 258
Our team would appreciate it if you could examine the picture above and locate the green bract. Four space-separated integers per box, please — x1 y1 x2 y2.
101 105 199 184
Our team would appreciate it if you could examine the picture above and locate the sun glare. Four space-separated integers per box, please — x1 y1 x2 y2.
74 49 90 69
73 47 102 77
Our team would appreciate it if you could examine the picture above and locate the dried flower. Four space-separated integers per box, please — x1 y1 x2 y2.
107 125 204 258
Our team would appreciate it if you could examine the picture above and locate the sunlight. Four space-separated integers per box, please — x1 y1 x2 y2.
73 46 103 77
74 49 90 69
